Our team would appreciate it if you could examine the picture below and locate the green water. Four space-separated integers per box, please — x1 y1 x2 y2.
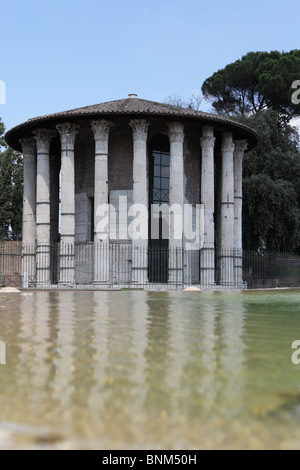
0 289 300 449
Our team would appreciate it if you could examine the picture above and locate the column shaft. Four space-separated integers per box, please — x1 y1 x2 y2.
220 132 235 286
234 140 248 287
50 155 60 284
33 129 57 285
200 126 216 286
91 120 113 284
130 120 149 285
168 122 185 284
20 137 36 287
50 156 60 245
56 123 79 285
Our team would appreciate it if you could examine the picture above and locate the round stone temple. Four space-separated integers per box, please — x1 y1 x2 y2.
5 95 257 288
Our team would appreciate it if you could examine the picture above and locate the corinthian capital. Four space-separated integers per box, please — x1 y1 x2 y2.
33 128 57 154
201 136 216 149
167 122 185 144
221 133 235 153
201 126 215 149
19 137 36 154
91 120 113 141
129 119 149 141
234 139 248 155
56 122 80 147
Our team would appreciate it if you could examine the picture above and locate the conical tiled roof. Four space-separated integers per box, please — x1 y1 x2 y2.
5 96 259 151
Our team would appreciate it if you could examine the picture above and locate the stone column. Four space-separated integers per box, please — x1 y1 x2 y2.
220 132 235 286
200 126 216 287
50 155 60 245
234 139 248 287
56 122 80 285
33 128 57 285
129 119 149 285
20 137 36 287
50 155 60 284
91 120 113 284
168 122 185 284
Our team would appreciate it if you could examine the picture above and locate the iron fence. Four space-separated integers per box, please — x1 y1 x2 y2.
243 251 300 288
0 242 22 287
0 242 299 290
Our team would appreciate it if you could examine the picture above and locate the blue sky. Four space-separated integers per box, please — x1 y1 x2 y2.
0 0 299 132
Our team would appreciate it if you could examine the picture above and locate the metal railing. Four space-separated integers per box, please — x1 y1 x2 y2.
0 242 299 290
0 242 22 287
243 251 300 289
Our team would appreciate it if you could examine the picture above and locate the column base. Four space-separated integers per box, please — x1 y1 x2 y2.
131 243 148 285
131 267 148 285
168 269 183 286
59 267 75 285
93 241 110 285
219 282 243 288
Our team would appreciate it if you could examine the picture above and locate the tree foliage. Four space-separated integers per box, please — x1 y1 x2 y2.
202 50 300 122
238 110 300 250
165 91 203 111
200 50 300 251
243 174 300 251
0 118 23 240
0 119 6 148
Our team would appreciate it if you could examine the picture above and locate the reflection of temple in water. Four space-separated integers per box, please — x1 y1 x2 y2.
1 291 247 447
6 96 258 289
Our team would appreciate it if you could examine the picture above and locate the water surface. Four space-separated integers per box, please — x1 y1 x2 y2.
0 289 300 449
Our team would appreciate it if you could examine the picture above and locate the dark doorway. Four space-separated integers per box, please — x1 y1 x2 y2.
148 134 170 283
